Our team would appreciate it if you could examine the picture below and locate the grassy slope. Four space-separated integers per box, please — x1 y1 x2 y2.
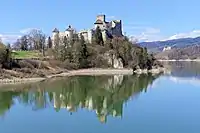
12 51 42 59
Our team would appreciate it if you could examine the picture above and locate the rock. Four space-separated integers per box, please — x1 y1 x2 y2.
113 57 123 69
104 52 124 69
136 65 140 70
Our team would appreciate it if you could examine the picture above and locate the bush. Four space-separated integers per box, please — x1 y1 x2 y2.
24 60 40 68
0 48 6 64
18 60 34 69
16 68 33 74
89 54 111 68
35 70 46 77
61 60 79 70
46 48 55 58
48 60 62 68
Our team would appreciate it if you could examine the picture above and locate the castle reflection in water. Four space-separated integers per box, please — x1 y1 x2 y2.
0 74 161 123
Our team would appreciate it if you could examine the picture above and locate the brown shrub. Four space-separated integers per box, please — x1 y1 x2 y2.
48 60 62 68
24 60 40 68
61 60 79 70
34 70 46 77
89 54 110 68
18 60 34 69
16 68 34 74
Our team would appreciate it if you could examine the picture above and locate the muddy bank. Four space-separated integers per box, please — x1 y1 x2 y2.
0 67 166 85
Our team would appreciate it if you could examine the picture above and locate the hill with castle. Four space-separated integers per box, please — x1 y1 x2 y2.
0 14 164 82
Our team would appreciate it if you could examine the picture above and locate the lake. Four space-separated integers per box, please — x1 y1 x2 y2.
0 62 200 133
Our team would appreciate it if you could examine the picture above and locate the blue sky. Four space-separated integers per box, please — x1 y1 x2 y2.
0 0 200 43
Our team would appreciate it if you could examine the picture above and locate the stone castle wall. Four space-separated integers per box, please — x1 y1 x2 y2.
110 20 123 36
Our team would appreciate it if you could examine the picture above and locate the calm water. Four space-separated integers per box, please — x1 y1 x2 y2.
0 62 200 133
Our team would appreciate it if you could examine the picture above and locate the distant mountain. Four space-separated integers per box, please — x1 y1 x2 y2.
155 44 200 60
139 37 200 52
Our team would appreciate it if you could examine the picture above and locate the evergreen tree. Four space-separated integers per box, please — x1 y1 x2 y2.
71 40 81 69
71 34 79 45
39 34 46 56
7 43 11 49
79 34 89 68
53 33 60 59
60 36 68 61
147 53 156 70
142 47 148 68
138 48 144 69
47 36 53 48
94 26 104 46
63 36 68 46
105 39 113 50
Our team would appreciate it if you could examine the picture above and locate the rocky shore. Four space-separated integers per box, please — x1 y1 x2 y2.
0 67 166 85
158 59 200 62
133 67 166 74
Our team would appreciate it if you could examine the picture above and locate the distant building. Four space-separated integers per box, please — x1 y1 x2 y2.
163 46 171 51
51 15 123 47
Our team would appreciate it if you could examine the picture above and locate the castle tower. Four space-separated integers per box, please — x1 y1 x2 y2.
97 15 105 22
52 28 59 48
52 28 59 37
94 15 106 29
110 20 123 37
65 25 74 40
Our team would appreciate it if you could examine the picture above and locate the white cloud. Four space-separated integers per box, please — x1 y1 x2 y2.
0 27 41 44
129 36 138 43
126 26 164 42
0 34 21 43
167 30 200 40
107 16 116 20
20 28 40 34
145 27 160 34
125 24 200 42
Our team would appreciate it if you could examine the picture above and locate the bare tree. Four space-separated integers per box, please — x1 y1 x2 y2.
28 29 46 56
12 39 21 50
20 35 29 50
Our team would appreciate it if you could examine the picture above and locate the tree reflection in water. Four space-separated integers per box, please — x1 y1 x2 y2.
0 73 161 123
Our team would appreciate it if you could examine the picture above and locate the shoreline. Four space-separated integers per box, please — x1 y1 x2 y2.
158 59 200 62
0 67 166 85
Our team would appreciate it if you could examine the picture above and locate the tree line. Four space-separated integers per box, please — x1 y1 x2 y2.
12 29 47 55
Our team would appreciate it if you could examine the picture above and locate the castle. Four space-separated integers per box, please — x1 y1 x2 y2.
51 15 123 46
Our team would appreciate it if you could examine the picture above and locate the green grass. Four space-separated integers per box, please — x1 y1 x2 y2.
12 50 42 59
